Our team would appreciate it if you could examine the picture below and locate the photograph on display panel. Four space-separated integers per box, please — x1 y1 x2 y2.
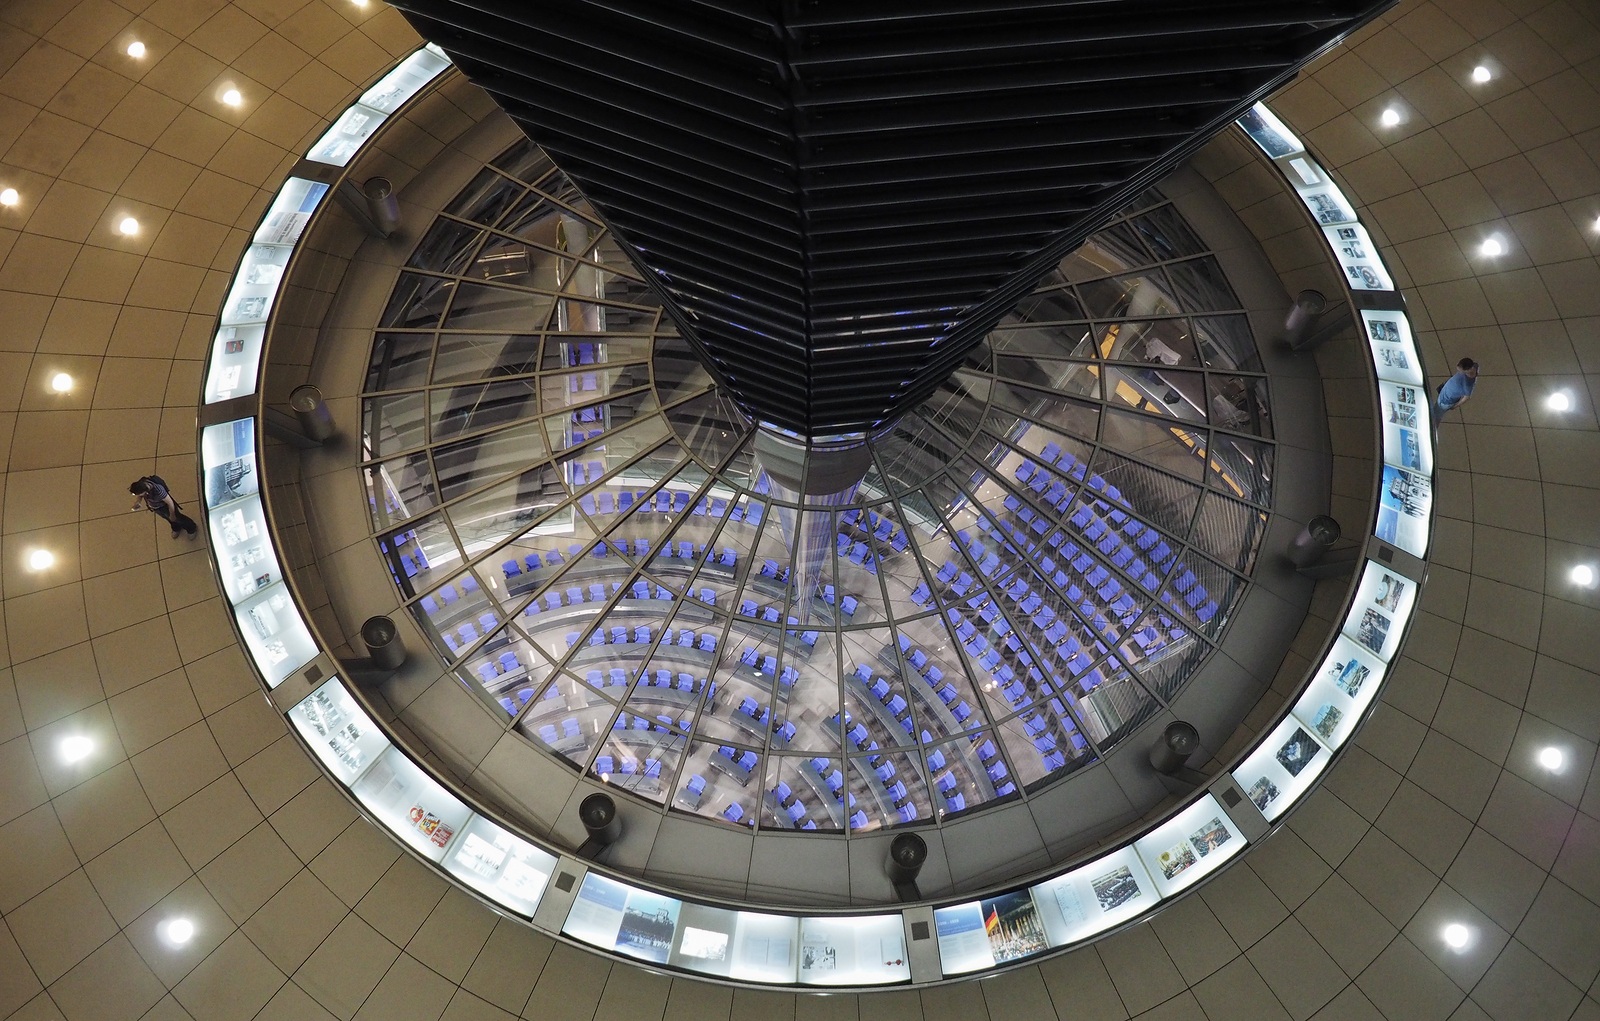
1375 466 1431 558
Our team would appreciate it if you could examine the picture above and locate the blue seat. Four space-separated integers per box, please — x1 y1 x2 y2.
499 652 519 672
849 810 869 830
698 633 717 652
722 803 744 823
773 781 792 804
897 803 918 823
686 775 706 797
595 755 614 775
786 801 807 823
477 663 498 684
562 718 580 739
502 559 521 579
870 678 890 701
927 749 946 771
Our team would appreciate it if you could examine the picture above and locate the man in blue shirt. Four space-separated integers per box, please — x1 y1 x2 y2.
1436 357 1478 414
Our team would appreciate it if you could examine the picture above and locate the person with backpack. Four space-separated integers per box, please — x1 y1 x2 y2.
130 475 198 540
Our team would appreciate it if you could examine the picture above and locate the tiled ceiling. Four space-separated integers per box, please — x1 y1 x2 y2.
0 2 1597 1020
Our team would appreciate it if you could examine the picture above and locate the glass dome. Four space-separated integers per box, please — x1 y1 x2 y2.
360 141 1273 836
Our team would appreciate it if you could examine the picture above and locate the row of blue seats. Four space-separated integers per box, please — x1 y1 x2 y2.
929 550 1117 686
566 624 719 654
833 534 879 574
584 666 713 698
735 646 802 687
733 602 821 646
570 487 774 529
568 459 605 485
1012 453 1219 623
840 507 910 552
504 541 737 581
593 754 661 777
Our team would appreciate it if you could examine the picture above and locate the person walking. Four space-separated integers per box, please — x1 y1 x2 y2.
130 475 198 540
1436 357 1478 415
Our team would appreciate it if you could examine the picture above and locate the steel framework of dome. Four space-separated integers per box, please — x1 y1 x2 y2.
361 143 1275 834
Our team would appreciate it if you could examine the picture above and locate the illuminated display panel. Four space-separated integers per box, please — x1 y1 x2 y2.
667 904 800 983
287 679 391 785
935 888 1050 975
204 179 329 404
1229 714 1332 822
1342 560 1419 663
564 873 684 965
1028 844 1158 947
306 44 450 166
351 744 474 863
1361 310 1425 387
1133 793 1245 897
1377 380 1432 476
796 914 909 986
444 814 558 916
1290 634 1388 751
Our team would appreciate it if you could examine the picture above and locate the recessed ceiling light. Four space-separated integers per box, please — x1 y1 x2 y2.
26 548 55 571
0 187 17 207
1571 564 1596 587
49 372 73 393
1380 107 1401 127
117 216 139 236
164 918 196 945
126 40 146 58
1442 923 1470 950
221 88 242 107
1537 746 1565 770
1471 65 1491 83
59 735 94 763
1546 390 1572 412
1479 237 1504 257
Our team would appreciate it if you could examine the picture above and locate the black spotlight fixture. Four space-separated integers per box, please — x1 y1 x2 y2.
576 792 623 859
338 614 408 682
1148 721 1209 791
885 833 928 902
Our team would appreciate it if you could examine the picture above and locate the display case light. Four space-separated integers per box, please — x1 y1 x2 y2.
26 548 55 571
